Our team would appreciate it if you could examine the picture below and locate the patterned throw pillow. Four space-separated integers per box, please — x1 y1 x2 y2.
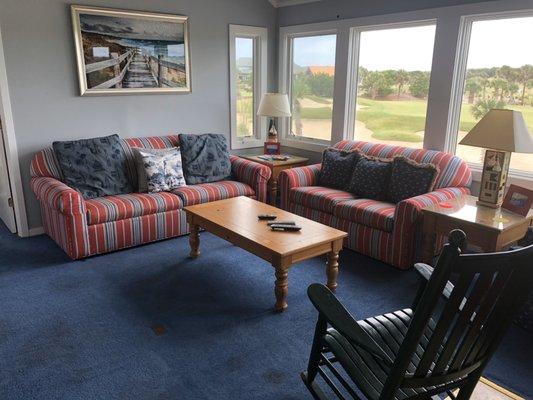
319 148 361 190
349 155 392 200
134 148 186 193
53 134 133 199
388 156 439 203
179 134 232 185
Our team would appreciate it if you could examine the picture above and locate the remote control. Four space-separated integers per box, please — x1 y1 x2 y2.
271 224 302 231
267 221 296 226
258 214 277 220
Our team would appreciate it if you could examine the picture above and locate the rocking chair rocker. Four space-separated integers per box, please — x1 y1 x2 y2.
301 229 532 400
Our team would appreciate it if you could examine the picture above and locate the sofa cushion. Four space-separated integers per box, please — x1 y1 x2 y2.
319 148 360 190
289 186 356 213
85 192 183 225
172 180 255 206
53 134 133 199
388 156 439 203
349 155 392 200
179 134 232 185
333 199 396 232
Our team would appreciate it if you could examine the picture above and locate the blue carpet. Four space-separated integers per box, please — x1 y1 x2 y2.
0 222 531 399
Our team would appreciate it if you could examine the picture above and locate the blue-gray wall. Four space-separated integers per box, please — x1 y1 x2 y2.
0 0 276 230
278 0 502 25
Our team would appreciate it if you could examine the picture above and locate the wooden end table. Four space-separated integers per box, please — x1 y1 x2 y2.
184 196 347 312
241 155 309 205
421 195 533 263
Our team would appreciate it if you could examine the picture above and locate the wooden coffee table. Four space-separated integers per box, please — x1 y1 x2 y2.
184 196 347 312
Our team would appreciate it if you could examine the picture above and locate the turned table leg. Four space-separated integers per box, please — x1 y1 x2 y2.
269 179 278 206
326 250 339 292
274 268 288 312
189 224 201 258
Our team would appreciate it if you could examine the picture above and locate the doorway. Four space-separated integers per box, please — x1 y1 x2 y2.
0 114 16 233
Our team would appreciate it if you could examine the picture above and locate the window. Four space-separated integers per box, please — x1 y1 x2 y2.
229 25 267 149
349 23 436 148
288 33 337 143
452 15 533 173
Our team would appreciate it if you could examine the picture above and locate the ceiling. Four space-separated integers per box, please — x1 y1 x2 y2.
269 0 322 7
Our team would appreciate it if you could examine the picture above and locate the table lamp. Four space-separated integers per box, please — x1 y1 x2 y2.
459 109 533 208
257 93 291 142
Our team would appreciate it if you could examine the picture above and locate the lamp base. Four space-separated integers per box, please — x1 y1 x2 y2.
477 150 511 208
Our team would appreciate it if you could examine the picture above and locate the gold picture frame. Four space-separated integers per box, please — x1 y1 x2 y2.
71 5 191 96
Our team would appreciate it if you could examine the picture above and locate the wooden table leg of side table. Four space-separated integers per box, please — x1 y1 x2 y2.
189 224 201 258
269 179 278 206
421 214 437 264
274 268 288 312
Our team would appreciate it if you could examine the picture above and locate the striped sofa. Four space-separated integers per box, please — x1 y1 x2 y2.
279 140 472 270
30 135 271 259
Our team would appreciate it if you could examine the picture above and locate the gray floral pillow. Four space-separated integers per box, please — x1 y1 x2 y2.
53 134 133 199
134 148 186 193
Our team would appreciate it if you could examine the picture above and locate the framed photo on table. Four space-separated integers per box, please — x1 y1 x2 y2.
264 142 281 155
502 185 533 216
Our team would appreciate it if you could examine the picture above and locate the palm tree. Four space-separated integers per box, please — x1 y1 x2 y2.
517 65 533 106
395 69 410 99
465 78 482 104
291 73 309 136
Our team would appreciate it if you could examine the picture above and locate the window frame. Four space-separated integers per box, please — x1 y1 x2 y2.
229 25 268 150
445 10 533 180
344 19 437 141
279 28 339 152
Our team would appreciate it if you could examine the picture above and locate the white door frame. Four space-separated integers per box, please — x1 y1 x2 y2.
0 26 29 237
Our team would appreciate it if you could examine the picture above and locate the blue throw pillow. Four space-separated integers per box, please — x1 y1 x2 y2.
349 155 392 200
53 134 133 199
179 134 232 184
388 156 439 203
319 148 360 190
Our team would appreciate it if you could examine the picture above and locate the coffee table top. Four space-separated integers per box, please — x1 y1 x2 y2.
241 154 309 167
184 196 347 257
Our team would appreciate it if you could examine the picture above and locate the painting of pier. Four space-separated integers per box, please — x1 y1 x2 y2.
71 6 191 95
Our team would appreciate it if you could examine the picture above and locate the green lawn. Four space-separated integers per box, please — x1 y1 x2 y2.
298 96 533 142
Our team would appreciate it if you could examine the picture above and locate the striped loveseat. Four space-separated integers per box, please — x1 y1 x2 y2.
30 135 271 259
279 140 472 270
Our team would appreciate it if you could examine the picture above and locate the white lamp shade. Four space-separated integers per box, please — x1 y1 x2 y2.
257 93 292 118
459 109 533 153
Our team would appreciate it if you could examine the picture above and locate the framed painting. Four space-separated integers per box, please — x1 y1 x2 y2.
71 5 191 96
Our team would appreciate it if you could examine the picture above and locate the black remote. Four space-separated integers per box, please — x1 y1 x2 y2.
267 221 296 226
258 214 277 220
271 224 302 231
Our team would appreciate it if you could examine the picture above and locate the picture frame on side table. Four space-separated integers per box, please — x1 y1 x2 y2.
71 5 191 96
502 184 533 216
264 142 281 155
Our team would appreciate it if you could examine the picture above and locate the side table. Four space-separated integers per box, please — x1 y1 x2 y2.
421 195 533 263
241 154 309 205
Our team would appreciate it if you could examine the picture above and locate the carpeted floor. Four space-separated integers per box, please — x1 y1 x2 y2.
0 222 531 400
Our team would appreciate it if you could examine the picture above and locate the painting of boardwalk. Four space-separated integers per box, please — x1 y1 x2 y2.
71 6 191 95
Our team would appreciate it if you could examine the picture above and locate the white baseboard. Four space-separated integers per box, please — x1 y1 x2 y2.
28 226 44 236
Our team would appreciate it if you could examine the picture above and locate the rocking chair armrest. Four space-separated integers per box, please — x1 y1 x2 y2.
307 284 394 367
414 263 454 299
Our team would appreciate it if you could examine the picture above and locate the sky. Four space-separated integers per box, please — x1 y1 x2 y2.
287 16 532 71
236 37 254 59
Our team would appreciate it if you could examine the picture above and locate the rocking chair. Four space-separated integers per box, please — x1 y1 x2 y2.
301 229 532 400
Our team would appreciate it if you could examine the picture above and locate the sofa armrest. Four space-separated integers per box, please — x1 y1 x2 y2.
394 187 470 227
230 156 272 203
30 177 85 215
278 163 321 210
391 187 469 268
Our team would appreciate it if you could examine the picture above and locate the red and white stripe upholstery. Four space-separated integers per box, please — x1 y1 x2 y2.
85 192 183 225
30 135 270 259
289 186 356 213
279 141 471 270
333 199 396 232
172 181 255 206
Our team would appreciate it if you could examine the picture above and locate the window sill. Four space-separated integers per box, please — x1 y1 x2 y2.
280 137 330 153
231 137 265 150
469 163 533 190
